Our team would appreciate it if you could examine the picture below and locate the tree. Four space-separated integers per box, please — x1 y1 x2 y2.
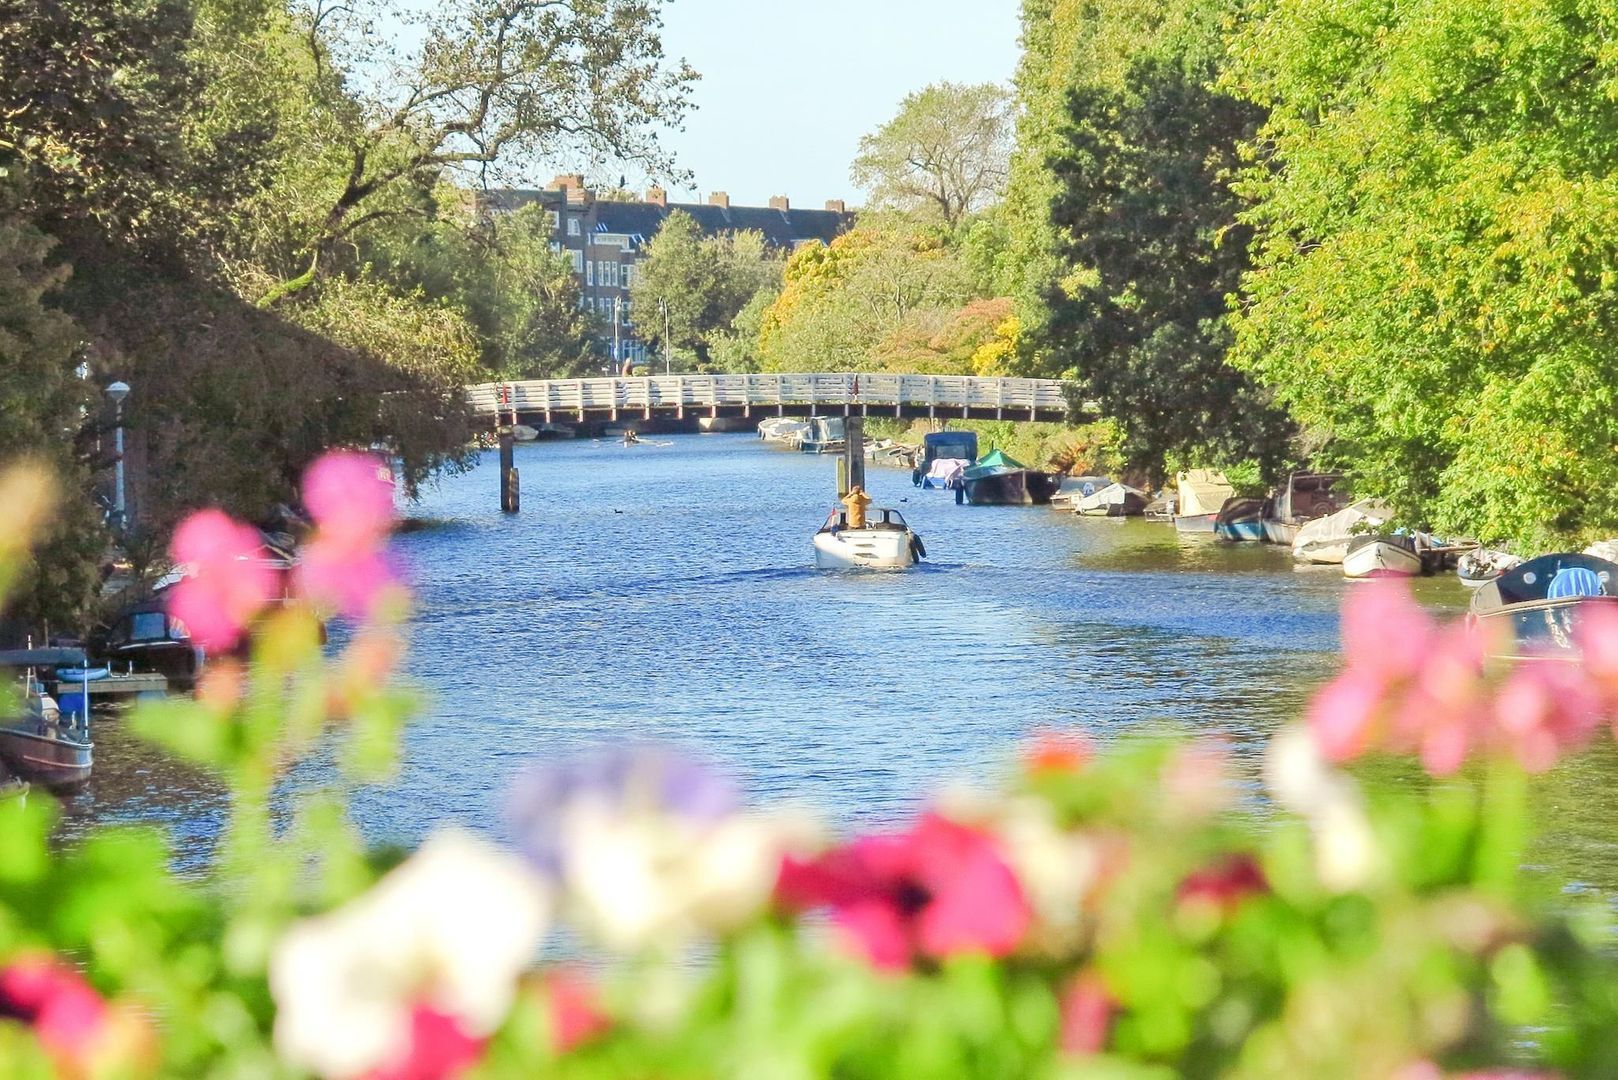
250 0 699 301
629 212 782 369
1042 50 1293 482
362 199 592 378
0 180 104 632
851 82 1013 229
1226 0 1618 548
756 223 972 373
1001 0 1238 374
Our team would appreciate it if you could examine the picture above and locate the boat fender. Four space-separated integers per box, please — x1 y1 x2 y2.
911 534 927 561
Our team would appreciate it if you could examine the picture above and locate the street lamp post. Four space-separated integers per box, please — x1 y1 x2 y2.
105 381 130 533
613 296 622 375
660 299 671 374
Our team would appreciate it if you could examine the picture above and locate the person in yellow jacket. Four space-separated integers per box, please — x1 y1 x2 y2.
841 484 872 530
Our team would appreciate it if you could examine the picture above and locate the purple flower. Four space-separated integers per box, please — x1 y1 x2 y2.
506 745 739 876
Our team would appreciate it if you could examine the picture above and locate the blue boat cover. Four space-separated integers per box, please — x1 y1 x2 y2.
1548 566 1605 599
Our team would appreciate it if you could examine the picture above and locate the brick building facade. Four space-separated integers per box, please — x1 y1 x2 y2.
487 176 853 369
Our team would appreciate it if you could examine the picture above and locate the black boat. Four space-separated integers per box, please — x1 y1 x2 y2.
0 648 94 791
960 450 1063 506
1468 552 1618 658
93 593 204 692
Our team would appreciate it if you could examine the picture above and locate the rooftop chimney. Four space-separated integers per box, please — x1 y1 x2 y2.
768 195 790 211
708 191 730 209
549 173 585 192
825 199 846 214
646 186 667 207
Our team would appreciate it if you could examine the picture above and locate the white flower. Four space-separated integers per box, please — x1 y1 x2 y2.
270 829 550 1079
1265 725 1380 892
560 807 814 952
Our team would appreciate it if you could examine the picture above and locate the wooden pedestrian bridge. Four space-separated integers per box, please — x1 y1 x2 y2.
467 373 1076 425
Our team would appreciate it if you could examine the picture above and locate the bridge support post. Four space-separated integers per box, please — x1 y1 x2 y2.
843 415 865 496
499 428 519 514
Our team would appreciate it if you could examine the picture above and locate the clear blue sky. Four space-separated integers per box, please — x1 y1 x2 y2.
635 0 1023 209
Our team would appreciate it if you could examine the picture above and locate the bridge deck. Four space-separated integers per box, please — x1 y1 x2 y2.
468 374 1074 424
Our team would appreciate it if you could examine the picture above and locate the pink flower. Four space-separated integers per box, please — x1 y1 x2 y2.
296 542 396 619
364 1004 483 1080
303 451 397 544
1341 580 1437 682
1491 659 1602 772
1058 971 1113 1056
167 509 278 650
293 451 399 618
539 970 611 1054
1307 671 1390 764
775 814 1031 970
0 954 109 1066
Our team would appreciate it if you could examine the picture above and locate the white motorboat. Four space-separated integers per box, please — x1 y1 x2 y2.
812 507 924 569
1291 500 1392 564
510 423 540 442
759 417 811 443
1074 483 1148 517
1343 533 1425 579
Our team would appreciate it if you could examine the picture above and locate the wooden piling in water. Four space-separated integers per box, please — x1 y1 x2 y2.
843 415 865 494
499 428 519 513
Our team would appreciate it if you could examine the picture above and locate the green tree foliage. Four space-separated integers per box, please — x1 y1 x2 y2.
755 222 973 373
1003 0 1237 373
362 201 591 378
1225 0 1618 547
0 182 104 631
0 0 697 623
0 0 200 244
850 82 1013 229
1043 49 1294 482
236 0 698 301
628 211 782 369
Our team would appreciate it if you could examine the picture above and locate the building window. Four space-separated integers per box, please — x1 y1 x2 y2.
549 241 561 253
601 261 619 288
570 250 583 273
546 210 559 229
622 263 635 289
585 260 594 286
567 218 580 237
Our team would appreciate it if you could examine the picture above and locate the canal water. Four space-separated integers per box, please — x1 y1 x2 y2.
61 434 1618 894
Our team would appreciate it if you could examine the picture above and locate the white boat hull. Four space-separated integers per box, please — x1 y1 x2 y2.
812 528 918 569
1343 540 1424 579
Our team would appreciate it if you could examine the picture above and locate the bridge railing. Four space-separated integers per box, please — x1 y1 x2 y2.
467 374 1072 415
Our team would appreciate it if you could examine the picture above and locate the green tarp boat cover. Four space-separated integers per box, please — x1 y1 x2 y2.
963 448 1026 480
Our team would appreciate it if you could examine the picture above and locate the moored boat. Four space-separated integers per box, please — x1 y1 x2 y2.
758 417 811 444
1342 534 1425 579
1457 548 1522 587
1262 472 1344 545
1468 552 1618 658
797 416 847 454
812 506 924 569
1291 500 1392 565
960 450 1063 506
1213 497 1266 542
1074 483 1148 518
0 648 94 791
1053 475 1116 509
911 431 978 488
1171 470 1234 533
